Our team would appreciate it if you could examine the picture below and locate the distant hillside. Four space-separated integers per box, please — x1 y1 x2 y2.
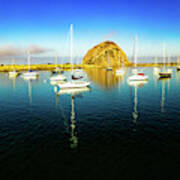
82 41 130 67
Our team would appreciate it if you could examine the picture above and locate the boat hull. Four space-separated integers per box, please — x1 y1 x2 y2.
128 75 148 81
177 66 180 71
52 68 63 74
21 71 39 80
56 87 90 95
158 72 171 78
50 75 66 81
8 71 19 78
106 67 112 71
72 75 83 80
57 81 90 89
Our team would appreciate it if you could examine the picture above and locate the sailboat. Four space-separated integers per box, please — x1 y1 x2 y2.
106 51 113 71
128 36 148 82
51 52 62 74
71 56 84 79
72 69 83 80
8 58 19 78
21 50 39 80
158 44 172 78
116 51 125 76
57 24 90 89
50 53 67 81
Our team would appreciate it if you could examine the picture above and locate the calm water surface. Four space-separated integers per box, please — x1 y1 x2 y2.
0 68 179 179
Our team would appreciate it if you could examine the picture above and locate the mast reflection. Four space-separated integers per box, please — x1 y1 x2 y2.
128 81 147 130
54 86 90 149
160 79 169 113
70 95 77 149
28 80 32 106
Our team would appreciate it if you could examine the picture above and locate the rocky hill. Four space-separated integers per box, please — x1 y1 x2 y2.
82 41 130 67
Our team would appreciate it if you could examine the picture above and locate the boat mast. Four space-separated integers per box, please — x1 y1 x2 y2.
163 43 166 70
55 52 58 69
27 50 30 71
155 56 158 67
12 58 15 71
70 24 73 74
133 35 138 68
168 55 170 67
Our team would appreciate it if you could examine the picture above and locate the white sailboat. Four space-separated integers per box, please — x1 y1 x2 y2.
72 68 83 80
71 56 84 79
128 36 148 82
50 53 66 81
21 50 39 80
158 44 172 78
52 52 61 74
8 58 19 78
116 51 125 76
57 24 90 89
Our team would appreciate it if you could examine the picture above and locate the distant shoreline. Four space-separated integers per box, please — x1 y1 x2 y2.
0 63 179 72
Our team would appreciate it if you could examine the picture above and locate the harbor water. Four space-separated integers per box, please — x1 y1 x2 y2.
0 68 179 179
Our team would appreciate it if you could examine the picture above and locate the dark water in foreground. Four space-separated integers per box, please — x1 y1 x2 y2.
0 68 179 179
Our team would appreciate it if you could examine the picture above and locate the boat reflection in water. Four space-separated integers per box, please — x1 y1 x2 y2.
128 80 147 130
22 75 38 106
8 74 17 90
160 79 169 113
28 80 33 106
85 68 126 89
54 86 90 149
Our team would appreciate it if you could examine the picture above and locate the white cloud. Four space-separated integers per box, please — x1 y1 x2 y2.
0 44 54 57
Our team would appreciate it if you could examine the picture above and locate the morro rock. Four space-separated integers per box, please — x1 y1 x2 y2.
82 41 130 67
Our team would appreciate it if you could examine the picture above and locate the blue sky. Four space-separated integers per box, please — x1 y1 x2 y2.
0 0 180 57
